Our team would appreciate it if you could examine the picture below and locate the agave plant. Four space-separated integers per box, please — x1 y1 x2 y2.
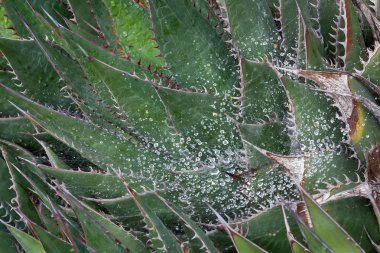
0 0 379 252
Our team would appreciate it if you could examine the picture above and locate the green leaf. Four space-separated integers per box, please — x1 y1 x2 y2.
1 83 171 179
36 140 70 169
157 87 242 155
291 243 310 253
241 60 288 123
31 224 73 253
88 0 122 51
39 165 128 199
53 188 151 253
318 0 341 61
0 148 13 188
23 0 70 29
126 186 183 253
34 133 99 169
0 117 38 150
240 122 291 168
8 159 94 253
341 0 367 71
240 123 291 156
0 157 17 227
233 236 268 253
154 193 219 253
67 198 128 253
6 225 46 253
63 18 102 46
278 0 326 69
58 26 157 80
324 197 380 252
303 29 327 69
362 43 380 86
282 77 345 150
35 205 61 237
300 187 365 253
0 231 19 253
101 0 165 68
85 191 171 228
294 214 332 253
148 0 238 92
239 59 291 168
2 0 61 38
225 0 279 60
302 147 360 191
278 69 380 160
347 78 380 159
66 0 100 37
0 142 43 226
0 6 18 39
68 200 149 253
0 38 72 108
282 206 310 253
19 15 128 130
75 57 181 153
208 206 296 253
296 0 327 69
0 71 21 116
277 0 301 56
211 207 268 253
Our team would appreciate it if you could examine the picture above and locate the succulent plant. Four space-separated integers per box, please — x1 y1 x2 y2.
0 0 379 252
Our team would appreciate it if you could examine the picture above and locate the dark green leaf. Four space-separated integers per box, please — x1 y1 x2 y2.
6 224 46 253
148 0 238 92
226 0 279 60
